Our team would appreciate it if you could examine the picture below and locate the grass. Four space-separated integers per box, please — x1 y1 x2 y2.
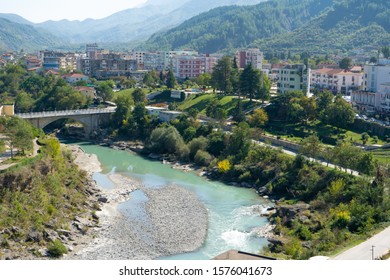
370 148 390 164
265 120 388 147
178 93 254 115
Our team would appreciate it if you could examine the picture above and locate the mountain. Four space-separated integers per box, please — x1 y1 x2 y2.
255 0 390 54
0 18 65 51
142 0 334 53
0 13 33 25
31 0 266 43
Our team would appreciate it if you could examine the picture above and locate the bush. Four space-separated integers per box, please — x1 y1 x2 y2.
188 136 208 159
194 150 212 166
217 159 232 173
47 240 68 258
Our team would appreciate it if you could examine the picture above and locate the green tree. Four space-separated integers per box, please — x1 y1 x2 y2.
224 122 251 163
248 108 268 128
6 117 34 157
316 90 334 114
381 46 390 59
113 94 134 128
132 88 146 104
166 70 177 89
148 126 189 160
188 136 208 160
133 103 149 139
211 56 234 94
339 57 352 70
324 96 355 129
299 135 323 159
15 91 34 113
96 81 114 101
196 73 212 90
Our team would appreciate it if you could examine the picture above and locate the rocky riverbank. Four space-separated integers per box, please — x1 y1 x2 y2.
65 145 208 260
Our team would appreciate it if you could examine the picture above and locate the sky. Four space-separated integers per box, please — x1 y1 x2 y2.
0 0 148 23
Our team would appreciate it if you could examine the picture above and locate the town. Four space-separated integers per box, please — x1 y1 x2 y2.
0 0 389 269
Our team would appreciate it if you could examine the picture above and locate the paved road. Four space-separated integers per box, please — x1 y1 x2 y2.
332 226 390 260
252 139 360 176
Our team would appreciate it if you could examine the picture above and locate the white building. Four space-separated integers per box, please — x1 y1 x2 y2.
363 64 390 92
311 68 364 94
277 64 311 95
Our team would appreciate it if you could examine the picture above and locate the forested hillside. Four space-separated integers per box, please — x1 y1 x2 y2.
0 18 64 51
256 0 390 53
143 0 334 53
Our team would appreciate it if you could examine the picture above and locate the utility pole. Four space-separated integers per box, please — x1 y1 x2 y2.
371 245 375 260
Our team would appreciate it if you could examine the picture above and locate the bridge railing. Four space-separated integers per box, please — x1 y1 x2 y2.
15 107 116 118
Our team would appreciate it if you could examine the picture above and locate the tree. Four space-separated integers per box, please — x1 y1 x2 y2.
232 99 245 122
15 91 34 113
248 108 268 128
316 90 333 113
112 94 134 128
188 136 208 159
148 126 189 160
299 135 323 159
132 103 149 139
96 81 114 101
6 117 34 157
381 47 390 59
166 70 177 89
132 88 146 104
196 73 212 90
239 64 268 102
211 56 234 94
224 122 251 163
339 58 352 70
324 96 355 128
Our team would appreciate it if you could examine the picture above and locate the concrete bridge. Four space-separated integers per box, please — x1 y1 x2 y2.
16 107 116 135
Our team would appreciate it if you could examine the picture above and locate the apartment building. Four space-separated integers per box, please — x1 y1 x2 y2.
81 53 137 78
39 51 79 71
311 68 363 94
277 64 311 95
171 54 219 79
235 48 263 70
363 64 390 92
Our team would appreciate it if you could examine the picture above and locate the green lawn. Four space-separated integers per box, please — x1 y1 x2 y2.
179 94 254 115
370 148 390 164
265 120 387 146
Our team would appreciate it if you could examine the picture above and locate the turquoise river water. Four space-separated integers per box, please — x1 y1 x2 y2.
77 142 270 260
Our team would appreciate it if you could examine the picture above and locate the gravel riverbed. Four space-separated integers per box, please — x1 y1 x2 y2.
66 145 208 260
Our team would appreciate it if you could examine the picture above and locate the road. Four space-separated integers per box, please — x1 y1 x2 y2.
332 226 390 260
252 139 360 176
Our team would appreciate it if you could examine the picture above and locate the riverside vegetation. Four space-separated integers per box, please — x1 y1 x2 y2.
0 131 101 259
106 58 389 259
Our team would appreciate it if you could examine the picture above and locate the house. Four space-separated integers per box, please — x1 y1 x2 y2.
24 56 42 69
74 86 96 98
0 104 14 116
63 73 89 84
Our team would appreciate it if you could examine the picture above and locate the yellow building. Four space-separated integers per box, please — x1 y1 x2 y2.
0 104 15 116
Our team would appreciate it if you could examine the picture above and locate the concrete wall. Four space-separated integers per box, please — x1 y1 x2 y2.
258 134 302 152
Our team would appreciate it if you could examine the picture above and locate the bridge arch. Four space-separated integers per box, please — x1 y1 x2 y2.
16 108 115 137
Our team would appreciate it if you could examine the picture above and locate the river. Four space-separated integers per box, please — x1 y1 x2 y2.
78 142 270 260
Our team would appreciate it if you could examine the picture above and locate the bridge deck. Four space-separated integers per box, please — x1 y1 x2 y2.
16 108 116 119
